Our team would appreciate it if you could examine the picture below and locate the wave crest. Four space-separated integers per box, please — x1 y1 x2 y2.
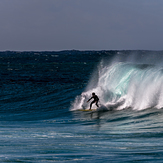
71 57 163 111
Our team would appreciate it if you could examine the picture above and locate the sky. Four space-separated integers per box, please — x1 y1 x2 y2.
0 0 163 51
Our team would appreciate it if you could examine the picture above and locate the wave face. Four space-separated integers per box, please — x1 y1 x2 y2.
71 54 163 111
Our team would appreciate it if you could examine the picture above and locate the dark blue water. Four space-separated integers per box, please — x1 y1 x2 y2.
0 50 163 162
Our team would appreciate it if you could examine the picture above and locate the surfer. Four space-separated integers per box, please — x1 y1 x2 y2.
87 92 99 110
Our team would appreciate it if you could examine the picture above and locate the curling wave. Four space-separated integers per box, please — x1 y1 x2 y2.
71 60 163 111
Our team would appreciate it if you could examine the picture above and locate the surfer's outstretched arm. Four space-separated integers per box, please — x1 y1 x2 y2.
87 97 93 102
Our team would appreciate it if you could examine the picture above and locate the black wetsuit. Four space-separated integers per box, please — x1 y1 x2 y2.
88 95 99 109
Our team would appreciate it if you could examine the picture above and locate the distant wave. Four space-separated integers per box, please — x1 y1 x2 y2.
71 54 163 111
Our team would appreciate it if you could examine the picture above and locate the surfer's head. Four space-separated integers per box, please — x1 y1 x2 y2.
92 92 95 96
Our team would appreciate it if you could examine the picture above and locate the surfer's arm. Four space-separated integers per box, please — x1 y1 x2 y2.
87 97 93 102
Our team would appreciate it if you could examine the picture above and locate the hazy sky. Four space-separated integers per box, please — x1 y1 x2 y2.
0 0 163 51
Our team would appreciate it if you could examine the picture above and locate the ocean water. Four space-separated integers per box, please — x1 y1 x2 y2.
0 50 163 162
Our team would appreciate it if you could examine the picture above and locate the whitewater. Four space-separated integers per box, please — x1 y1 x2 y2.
71 53 163 111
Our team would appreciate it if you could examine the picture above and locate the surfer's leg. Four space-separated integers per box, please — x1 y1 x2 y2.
90 102 93 110
96 101 99 107
90 101 95 110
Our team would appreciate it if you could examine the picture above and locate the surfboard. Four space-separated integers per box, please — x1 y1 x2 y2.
78 105 108 112
78 108 97 111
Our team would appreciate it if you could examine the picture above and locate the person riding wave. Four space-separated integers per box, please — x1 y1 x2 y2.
87 92 99 110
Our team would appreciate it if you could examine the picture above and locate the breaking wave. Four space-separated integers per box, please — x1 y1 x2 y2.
71 53 163 111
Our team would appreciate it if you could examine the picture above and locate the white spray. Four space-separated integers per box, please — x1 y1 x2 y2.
71 53 163 111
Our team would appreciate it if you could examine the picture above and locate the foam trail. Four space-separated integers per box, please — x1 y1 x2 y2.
71 54 163 111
